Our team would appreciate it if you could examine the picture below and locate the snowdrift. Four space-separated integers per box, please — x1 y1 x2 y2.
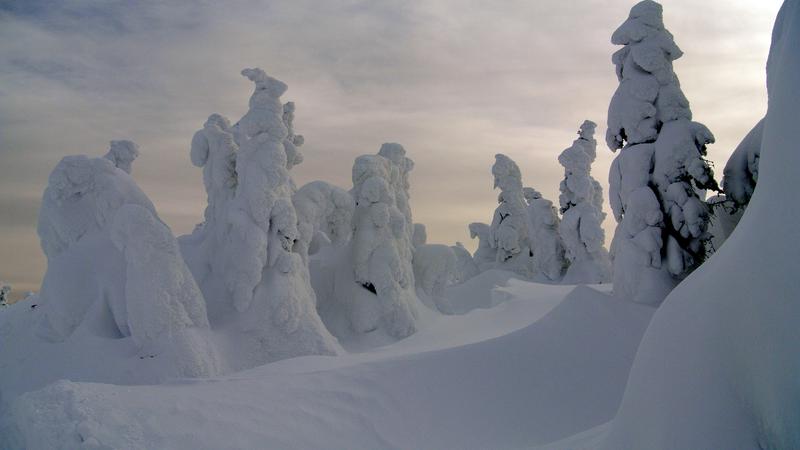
2 283 653 449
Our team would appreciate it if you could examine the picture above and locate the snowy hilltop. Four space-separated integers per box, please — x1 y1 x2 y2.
0 0 796 449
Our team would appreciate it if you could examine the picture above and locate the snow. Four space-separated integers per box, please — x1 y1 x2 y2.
0 1 793 448
2 281 654 449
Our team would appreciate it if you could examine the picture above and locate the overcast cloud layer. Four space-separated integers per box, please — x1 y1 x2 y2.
0 0 780 298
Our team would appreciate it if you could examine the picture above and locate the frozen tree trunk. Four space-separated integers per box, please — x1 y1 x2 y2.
605 0 719 304
557 121 611 284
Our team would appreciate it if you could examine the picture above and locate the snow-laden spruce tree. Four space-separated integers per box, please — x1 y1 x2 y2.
190 113 237 230
103 140 139 175
35 149 219 377
342 150 419 338
524 188 567 281
709 118 764 248
0 283 10 306
468 222 497 271
209 68 339 364
411 223 456 306
606 0 718 304
292 180 354 261
451 242 479 283
489 154 532 276
557 121 612 283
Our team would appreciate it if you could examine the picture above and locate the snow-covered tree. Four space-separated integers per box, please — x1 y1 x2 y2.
411 223 457 305
451 242 479 283
345 150 419 338
0 283 11 306
489 154 532 276
110 204 219 377
190 113 237 229
214 68 339 363
524 188 567 281
606 0 718 304
293 180 354 261
35 149 219 377
709 118 764 249
468 222 496 271
180 69 339 367
103 140 139 174
557 120 611 283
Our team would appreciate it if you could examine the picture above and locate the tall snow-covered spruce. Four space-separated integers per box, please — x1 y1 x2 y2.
558 121 611 284
606 0 718 304
182 68 340 368
489 154 533 276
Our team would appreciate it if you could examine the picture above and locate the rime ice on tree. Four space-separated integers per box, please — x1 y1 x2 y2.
606 0 718 304
489 154 533 276
346 148 419 338
557 121 611 283
469 222 496 271
524 188 567 281
181 69 340 367
103 140 140 174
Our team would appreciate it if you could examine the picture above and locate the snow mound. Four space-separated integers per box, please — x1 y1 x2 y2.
4 283 653 449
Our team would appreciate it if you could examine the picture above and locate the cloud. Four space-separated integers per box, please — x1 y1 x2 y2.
0 0 781 290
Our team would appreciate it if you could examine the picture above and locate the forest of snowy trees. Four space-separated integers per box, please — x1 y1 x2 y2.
9 0 767 373
1 0 796 448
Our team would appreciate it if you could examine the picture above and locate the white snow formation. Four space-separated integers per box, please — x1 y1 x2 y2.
292 180 354 260
103 140 139 174
489 154 533 276
524 188 567 282
341 147 419 338
709 118 764 248
0 283 10 306
411 223 457 306
599 2 800 447
469 222 497 271
181 68 340 369
451 242 480 283
606 0 718 305
557 121 611 284
34 149 218 378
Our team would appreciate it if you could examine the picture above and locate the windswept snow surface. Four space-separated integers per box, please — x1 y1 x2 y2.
2 281 653 449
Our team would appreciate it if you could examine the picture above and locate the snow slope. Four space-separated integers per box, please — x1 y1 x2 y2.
2 281 653 449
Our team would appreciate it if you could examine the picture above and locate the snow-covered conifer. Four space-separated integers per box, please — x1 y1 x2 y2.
451 242 479 283
557 120 611 283
0 283 10 306
489 154 532 276
213 68 339 363
468 222 496 271
606 0 718 304
708 118 764 249
282 101 305 173
293 180 355 260
410 223 457 304
524 188 567 281
103 140 139 174
346 151 418 338
190 113 237 229
110 204 219 377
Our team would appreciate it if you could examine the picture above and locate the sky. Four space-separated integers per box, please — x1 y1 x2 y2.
0 0 781 299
